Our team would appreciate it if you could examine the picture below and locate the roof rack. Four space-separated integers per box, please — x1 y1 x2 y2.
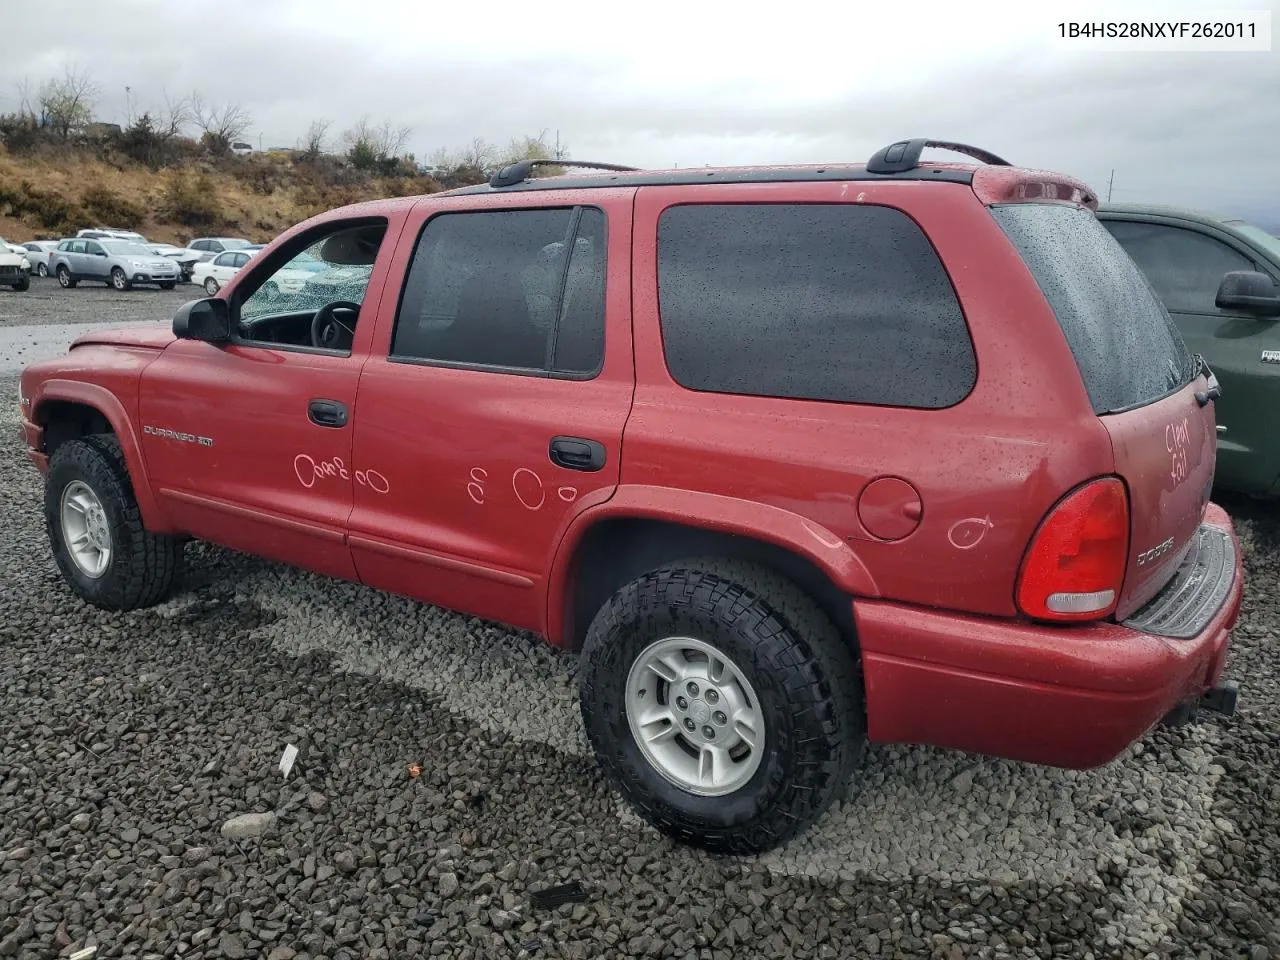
489 158 640 189
866 139 1011 175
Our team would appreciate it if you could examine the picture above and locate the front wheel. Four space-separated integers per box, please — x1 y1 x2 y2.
12 274 29 292
204 276 219 295
578 559 864 855
45 435 184 611
37 263 48 277
110 267 131 291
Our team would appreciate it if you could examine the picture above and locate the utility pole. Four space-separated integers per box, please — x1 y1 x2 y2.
125 85 132 126
1107 169 1115 203
554 129 564 161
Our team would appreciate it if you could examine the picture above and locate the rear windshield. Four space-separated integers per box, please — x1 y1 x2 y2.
991 203 1196 415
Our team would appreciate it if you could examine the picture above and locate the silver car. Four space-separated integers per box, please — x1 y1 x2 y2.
20 241 61 277
49 238 181 291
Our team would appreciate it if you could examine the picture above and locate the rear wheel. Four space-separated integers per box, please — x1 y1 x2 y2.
45 435 184 611
36 263 48 277
204 276 220 295
56 266 76 288
578 558 864 854
110 267 131 291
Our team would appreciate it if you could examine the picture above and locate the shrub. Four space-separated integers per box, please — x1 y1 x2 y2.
0 113 44 154
162 171 222 227
81 184 146 228
0 179 88 233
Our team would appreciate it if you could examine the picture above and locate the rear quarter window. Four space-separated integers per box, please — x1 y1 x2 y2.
656 203 976 408
991 203 1196 415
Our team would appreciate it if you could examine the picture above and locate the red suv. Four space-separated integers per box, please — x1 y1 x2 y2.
18 139 1243 854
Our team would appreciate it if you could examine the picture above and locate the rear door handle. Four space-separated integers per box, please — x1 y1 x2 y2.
549 436 606 472
308 398 348 428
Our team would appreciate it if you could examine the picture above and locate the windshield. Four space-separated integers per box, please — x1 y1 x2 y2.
1231 223 1280 260
220 239 253 251
103 242 156 256
992 203 1196 415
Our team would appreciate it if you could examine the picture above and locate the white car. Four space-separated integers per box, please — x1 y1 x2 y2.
0 238 32 291
20 241 61 277
191 248 261 294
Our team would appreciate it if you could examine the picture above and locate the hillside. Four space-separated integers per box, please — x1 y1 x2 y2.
0 146 458 246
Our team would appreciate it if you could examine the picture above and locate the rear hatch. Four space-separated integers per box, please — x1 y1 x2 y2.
992 202 1215 620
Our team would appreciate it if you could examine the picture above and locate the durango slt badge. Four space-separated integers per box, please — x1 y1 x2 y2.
143 424 214 447
1136 536 1176 567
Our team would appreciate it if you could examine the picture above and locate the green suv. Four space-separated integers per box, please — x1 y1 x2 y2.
1097 203 1280 497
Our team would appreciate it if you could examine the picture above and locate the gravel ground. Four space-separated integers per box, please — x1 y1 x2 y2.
0 276 194 328
1 324 1278 958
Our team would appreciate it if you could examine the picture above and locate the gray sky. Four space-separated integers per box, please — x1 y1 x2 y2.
3 0 1278 223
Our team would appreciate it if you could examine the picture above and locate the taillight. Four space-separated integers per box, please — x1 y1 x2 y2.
1016 477 1129 622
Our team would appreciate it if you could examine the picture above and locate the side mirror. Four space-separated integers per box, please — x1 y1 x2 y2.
1215 270 1280 317
173 298 231 343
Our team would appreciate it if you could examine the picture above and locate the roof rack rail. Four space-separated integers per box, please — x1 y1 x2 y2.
866 139 1011 175
489 158 640 189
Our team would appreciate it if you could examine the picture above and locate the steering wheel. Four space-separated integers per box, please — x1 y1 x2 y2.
311 301 361 350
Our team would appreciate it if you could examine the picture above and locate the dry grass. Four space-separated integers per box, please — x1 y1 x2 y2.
0 147 445 245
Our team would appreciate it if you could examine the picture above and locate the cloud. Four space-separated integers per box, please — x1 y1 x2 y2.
1 0 1276 222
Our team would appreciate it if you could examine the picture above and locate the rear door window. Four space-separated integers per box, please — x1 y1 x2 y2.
656 203 976 408
991 203 1196 415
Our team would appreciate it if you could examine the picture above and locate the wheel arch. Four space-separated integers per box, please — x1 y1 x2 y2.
32 380 173 531
546 486 879 652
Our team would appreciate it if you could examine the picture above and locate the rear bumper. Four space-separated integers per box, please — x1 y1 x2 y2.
857 502 1243 769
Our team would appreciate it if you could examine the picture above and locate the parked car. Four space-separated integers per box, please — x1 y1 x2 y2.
77 228 199 280
17 140 1243 855
78 227 147 243
182 237 254 264
0 240 31 291
191 248 261 295
1097 203 1280 497
20 240 61 277
49 237 181 290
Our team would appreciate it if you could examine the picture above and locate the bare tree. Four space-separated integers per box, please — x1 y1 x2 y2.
15 76 38 121
191 90 251 153
303 118 331 156
39 64 100 141
499 130 568 176
155 90 191 143
426 146 461 171
342 115 411 158
460 136 497 172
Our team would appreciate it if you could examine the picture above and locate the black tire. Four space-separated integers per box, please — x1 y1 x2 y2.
37 263 48 277
110 267 131 291
158 280 176 290
579 558 864 855
45 435 184 611
204 276 220 295
11 274 29 292
56 266 76 288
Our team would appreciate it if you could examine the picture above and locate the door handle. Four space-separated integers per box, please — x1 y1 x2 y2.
308 398 348 428
549 436 606 472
